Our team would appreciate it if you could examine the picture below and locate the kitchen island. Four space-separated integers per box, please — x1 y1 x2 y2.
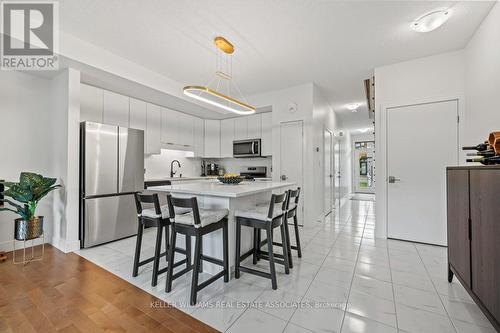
149 180 296 275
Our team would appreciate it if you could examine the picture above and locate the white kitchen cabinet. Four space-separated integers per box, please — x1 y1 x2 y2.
178 112 194 147
146 103 161 154
129 98 147 130
234 117 247 140
220 118 235 158
247 114 261 140
103 90 129 127
204 120 221 158
161 107 178 145
193 117 204 157
261 112 272 156
80 84 103 123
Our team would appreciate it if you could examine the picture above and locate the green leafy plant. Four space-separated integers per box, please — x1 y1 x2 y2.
0 172 61 220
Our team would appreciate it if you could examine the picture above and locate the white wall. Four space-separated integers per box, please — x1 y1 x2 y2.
464 2 500 145
247 84 316 225
0 71 55 251
374 51 465 238
145 149 201 179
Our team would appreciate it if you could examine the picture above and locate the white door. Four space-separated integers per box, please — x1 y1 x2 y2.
334 140 341 207
387 100 458 246
280 121 303 220
324 129 334 216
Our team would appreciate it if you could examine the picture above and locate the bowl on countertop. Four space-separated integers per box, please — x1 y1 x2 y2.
217 176 244 185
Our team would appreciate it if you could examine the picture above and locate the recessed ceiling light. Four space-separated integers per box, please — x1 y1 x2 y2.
345 103 361 112
412 10 450 33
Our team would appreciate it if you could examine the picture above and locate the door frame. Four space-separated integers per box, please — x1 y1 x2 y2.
324 128 334 216
375 95 465 239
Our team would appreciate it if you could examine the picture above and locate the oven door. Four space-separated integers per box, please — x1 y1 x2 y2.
233 139 261 157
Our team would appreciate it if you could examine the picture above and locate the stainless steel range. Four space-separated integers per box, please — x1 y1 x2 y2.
239 166 268 180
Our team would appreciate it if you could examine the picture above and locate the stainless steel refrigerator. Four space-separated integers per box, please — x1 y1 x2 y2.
80 121 144 248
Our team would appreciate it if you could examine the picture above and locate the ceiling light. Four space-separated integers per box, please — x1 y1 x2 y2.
183 36 256 115
346 103 361 112
412 10 450 32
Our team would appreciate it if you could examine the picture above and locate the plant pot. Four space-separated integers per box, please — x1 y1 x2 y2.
14 217 44 241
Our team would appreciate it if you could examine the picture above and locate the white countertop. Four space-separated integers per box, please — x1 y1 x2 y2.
148 180 295 198
145 176 217 182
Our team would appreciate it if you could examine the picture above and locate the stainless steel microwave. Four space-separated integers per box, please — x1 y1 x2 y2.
233 139 261 158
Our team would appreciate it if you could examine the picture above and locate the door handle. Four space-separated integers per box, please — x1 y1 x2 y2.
281 175 287 181
388 176 401 183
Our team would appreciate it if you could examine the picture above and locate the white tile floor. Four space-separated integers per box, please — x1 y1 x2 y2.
75 199 497 333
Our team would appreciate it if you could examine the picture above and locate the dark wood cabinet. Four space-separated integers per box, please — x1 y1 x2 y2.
447 166 500 332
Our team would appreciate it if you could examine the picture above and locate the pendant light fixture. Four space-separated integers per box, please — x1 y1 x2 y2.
183 37 256 115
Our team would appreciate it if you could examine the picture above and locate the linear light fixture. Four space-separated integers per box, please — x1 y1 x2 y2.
183 36 256 115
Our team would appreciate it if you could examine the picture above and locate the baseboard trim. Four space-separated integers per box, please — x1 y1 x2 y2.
51 237 80 253
0 234 51 253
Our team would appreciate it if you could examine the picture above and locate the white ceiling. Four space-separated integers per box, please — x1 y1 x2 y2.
58 0 494 128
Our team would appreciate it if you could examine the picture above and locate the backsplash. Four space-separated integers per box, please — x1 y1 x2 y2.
203 156 272 177
145 149 202 180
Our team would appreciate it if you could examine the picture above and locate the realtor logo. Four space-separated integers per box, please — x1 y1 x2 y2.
1 1 59 70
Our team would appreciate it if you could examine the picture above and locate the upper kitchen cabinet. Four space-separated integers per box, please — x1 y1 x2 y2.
161 108 194 148
129 98 147 131
204 120 221 158
221 118 235 158
193 117 204 157
247 114 261 140
234 117 247 140
234 114 262 141
161 107 178 145
146 103 161 155
261 112 272 156
103 90 130 127
80 84 103 123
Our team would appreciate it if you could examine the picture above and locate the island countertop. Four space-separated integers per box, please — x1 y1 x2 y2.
148 180 296 198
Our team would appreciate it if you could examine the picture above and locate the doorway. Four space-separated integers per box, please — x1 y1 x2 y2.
353 140 375 194
280 120 304 221
387 99 459 246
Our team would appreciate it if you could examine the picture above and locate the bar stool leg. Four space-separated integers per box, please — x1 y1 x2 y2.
235 219 241 279
252 227 258 265
165 224 170 262
266 225 278 290
165 227 177 293
280 222 290 275
132 222 143 277
185 235 192 269
199 236 203 273
256 229 261 261
293 215 302 258
151 224 163 286
190 233 202 306
222 219 229 282
284 218 293 268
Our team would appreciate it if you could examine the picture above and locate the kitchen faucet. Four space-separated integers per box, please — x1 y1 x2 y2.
170 160 181 178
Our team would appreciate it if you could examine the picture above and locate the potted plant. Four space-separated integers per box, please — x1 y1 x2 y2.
0 172 61 241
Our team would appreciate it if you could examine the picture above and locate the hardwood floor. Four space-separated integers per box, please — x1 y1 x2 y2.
0 245 219 333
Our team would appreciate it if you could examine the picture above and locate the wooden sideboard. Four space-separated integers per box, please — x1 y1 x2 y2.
447 166 500 331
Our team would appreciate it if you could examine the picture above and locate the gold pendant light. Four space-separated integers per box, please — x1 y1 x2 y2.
183 36 256 115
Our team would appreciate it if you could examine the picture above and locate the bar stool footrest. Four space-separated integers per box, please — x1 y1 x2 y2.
239 266 272 279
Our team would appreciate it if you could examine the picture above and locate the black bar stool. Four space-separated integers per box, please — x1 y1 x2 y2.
132 193 191 286
272 187 302 268
234 192 290 290
165 194 229 306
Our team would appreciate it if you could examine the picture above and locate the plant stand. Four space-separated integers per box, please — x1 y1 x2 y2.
13 233 44 265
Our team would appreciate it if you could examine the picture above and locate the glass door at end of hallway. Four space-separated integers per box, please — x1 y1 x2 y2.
354 141 375 194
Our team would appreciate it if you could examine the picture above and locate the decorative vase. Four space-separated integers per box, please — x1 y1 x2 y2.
14 216 44 241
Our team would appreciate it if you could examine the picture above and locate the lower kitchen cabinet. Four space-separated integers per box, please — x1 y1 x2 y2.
447 166 500 331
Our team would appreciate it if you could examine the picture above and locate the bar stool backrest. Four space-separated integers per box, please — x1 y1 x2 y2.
267 192 288 222
166 194 201 226
134 192 162 219
285 187 301 218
